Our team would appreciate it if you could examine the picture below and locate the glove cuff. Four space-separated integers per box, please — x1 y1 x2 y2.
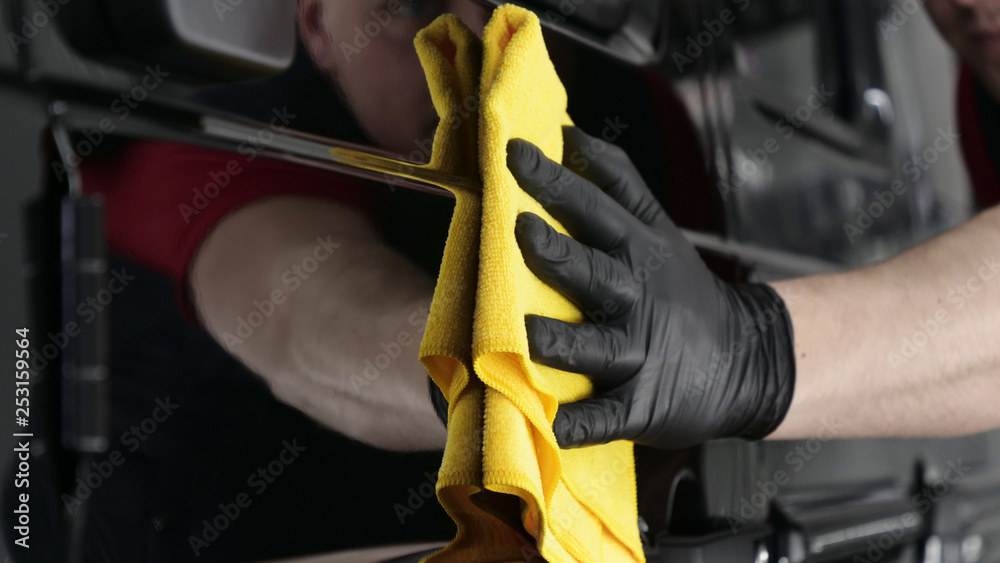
730 283 797 441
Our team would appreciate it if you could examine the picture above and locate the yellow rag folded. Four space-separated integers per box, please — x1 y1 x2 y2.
416 6 644 562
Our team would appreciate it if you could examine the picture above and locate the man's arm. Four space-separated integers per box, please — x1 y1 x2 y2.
189 195 446 451
512 126 1000 450
769 205 1000 439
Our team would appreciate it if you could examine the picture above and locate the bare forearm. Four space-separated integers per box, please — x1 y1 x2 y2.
269 237 443 450
768 206 1000 440
191 196 446 450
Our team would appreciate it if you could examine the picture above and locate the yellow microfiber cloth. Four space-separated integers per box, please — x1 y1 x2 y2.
416 6 644 562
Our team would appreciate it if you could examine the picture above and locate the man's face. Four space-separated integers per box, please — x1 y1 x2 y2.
925 0 1000 88
299 0 489 157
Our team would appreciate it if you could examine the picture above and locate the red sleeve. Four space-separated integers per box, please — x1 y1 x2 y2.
80 139 386 321
958 65 1000 209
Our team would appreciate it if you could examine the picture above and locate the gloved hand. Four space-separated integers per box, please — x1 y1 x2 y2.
508 126 796 450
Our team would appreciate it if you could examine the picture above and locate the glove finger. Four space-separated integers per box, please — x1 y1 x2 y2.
553 395 631 448
507 138 632 251
525 314 641 387
562 126 671 231
515 212 638 314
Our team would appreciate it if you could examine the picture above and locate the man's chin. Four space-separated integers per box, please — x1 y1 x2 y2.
375 118 440 163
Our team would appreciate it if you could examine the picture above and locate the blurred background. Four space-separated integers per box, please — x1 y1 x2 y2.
0 0 990 561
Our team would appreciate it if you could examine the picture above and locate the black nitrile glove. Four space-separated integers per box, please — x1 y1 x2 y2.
508 126 796 450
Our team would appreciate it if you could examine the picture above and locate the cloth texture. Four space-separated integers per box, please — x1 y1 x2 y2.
415 6 644 562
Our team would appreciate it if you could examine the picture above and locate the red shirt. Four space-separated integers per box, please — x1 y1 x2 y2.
84 68 1000 320
80 140 383 319
958 65 1000 209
